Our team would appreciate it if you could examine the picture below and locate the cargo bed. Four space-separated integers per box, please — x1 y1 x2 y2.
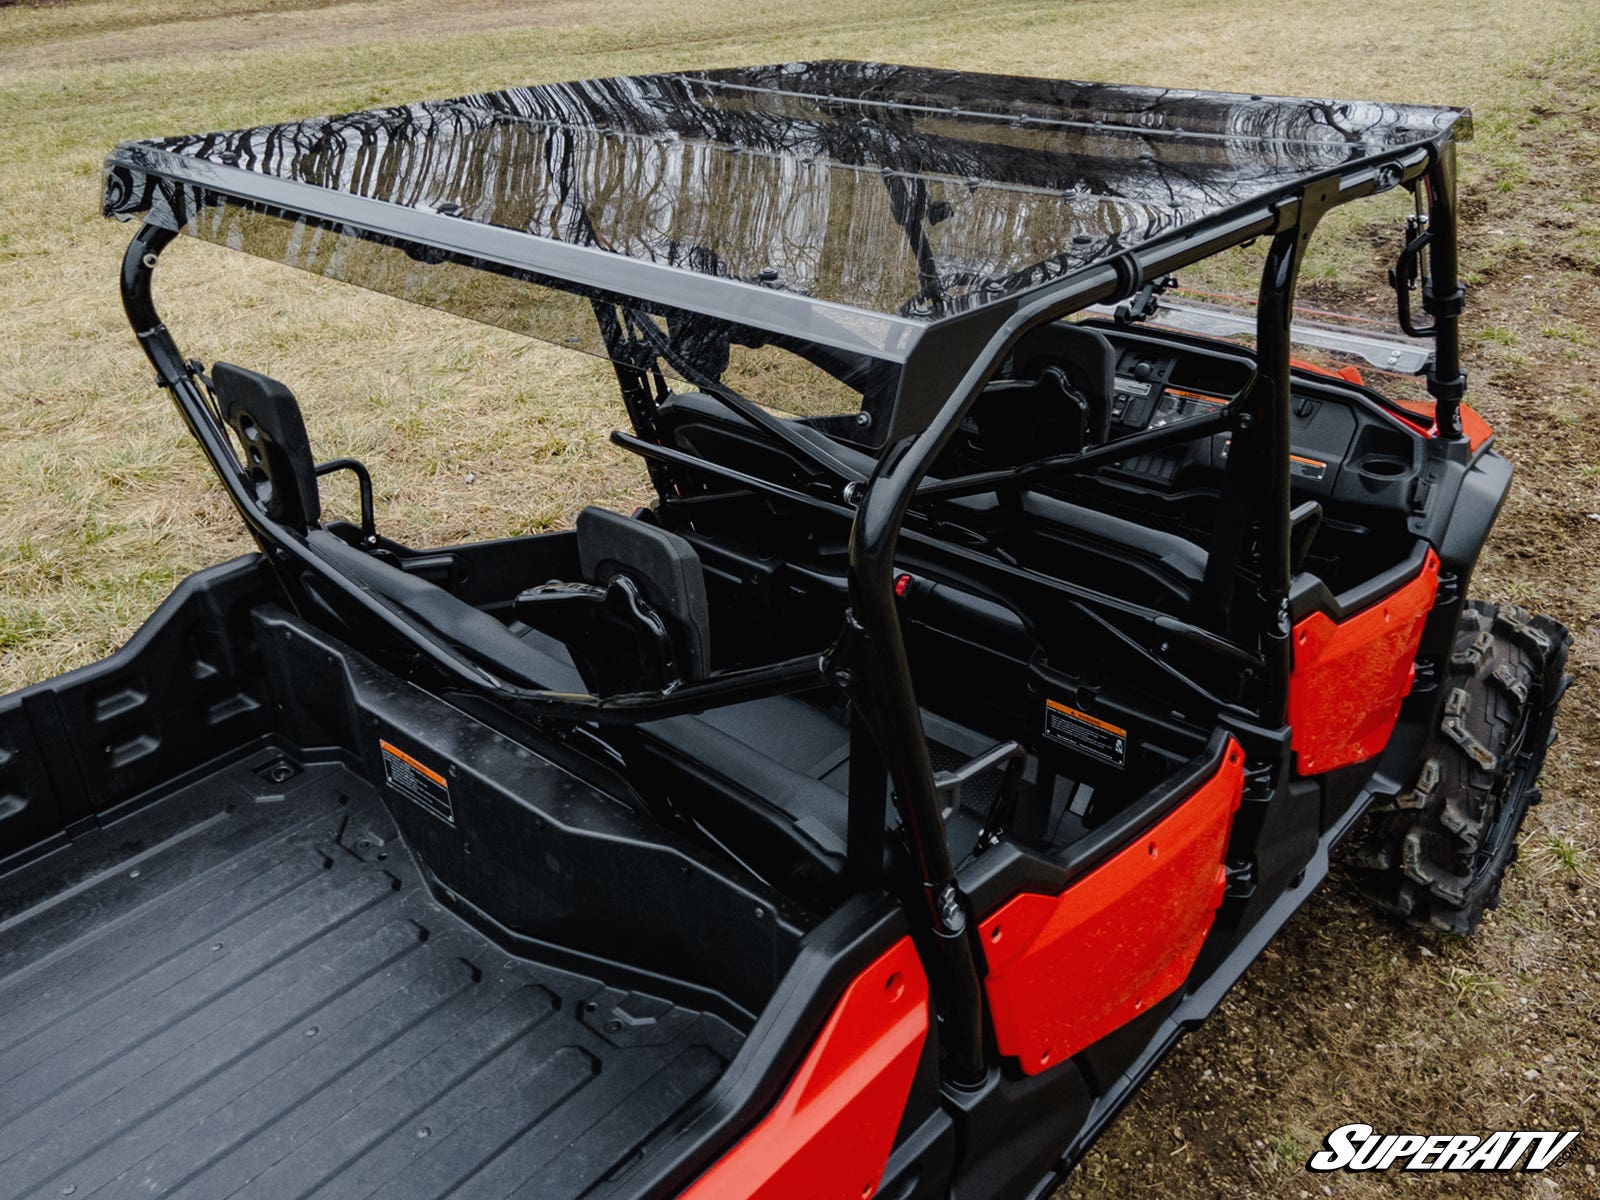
0 750 745 1200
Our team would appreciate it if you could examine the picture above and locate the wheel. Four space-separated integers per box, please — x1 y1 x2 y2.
1354 600 1572 935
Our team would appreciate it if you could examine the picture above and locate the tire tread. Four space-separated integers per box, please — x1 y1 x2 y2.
1354 600 1571 935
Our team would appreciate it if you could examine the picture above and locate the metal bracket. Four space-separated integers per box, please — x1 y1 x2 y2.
1113 275 1176 325
1389 213 1436 338
314 458 378 543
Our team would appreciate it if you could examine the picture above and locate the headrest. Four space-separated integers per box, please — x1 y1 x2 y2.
577 507 712 681
211 362 322 530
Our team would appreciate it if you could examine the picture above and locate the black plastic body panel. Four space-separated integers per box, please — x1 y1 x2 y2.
0 557 274 868
251 605 809 1022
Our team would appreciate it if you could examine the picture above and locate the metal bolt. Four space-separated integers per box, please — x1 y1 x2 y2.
141 253 158 269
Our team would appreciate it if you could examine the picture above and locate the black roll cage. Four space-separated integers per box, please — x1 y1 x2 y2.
118 135 1468 1093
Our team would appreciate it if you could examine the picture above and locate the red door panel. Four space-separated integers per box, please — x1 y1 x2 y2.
680 937 929 1200
1289 548 1440 774
978 741 1244 1074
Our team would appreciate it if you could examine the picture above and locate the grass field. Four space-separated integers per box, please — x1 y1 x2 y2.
2 0 1598 1195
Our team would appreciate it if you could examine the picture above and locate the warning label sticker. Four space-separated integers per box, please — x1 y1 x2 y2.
1043 700 1128 768
1289 453 1328 481
380 739 454 826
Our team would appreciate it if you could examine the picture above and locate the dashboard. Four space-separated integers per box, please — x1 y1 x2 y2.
991 320 1422 509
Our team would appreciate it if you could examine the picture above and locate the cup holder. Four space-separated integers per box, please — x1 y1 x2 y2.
1355 455 1409 479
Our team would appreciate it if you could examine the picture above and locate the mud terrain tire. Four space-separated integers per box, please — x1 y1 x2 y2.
1354 600 1571 934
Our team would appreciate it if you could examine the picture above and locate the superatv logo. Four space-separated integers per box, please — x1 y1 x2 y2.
1308 1124 1579 1173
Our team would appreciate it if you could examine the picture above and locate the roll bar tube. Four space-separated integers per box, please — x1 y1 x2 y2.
1250 226 1307 725
1423 143 1467 439
843 197 1339 1084
846 265 1122 1087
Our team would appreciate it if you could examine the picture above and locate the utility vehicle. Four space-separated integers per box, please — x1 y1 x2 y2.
0 61 1571 1199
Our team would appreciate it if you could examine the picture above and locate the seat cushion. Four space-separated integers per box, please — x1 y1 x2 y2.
307 530 586 692
509 618 854 897
636 705 852 897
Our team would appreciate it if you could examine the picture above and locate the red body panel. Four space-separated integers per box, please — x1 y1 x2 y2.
977 742 1245 1074
1291 356 1366 386
1289 548 1440 774
680 937 929 1200
1458 403 1495 452
1382 397 1494 452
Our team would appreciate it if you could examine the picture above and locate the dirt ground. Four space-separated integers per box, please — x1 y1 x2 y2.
1 0 1597 1196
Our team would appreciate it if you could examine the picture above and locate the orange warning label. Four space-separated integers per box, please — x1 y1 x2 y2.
380 739 454 825
1043 700 1128 768
1288 453 1328 481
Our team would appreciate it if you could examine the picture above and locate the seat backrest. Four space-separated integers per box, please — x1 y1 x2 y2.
577 507 712 681
969 323 1117 464
659 389 1204 602
1012 322 1117 444
211 362 322 531
656 391 882 497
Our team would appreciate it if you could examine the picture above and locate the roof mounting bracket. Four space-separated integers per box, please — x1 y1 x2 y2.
1108 251 1143 303
1114 275 1176 326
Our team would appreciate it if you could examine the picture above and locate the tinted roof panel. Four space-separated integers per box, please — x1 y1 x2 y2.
105 61 1468 328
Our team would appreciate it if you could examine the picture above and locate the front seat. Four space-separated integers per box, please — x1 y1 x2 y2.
656 388 1208 602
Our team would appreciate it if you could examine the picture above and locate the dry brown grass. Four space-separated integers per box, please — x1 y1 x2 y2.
2 0 1598 1194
